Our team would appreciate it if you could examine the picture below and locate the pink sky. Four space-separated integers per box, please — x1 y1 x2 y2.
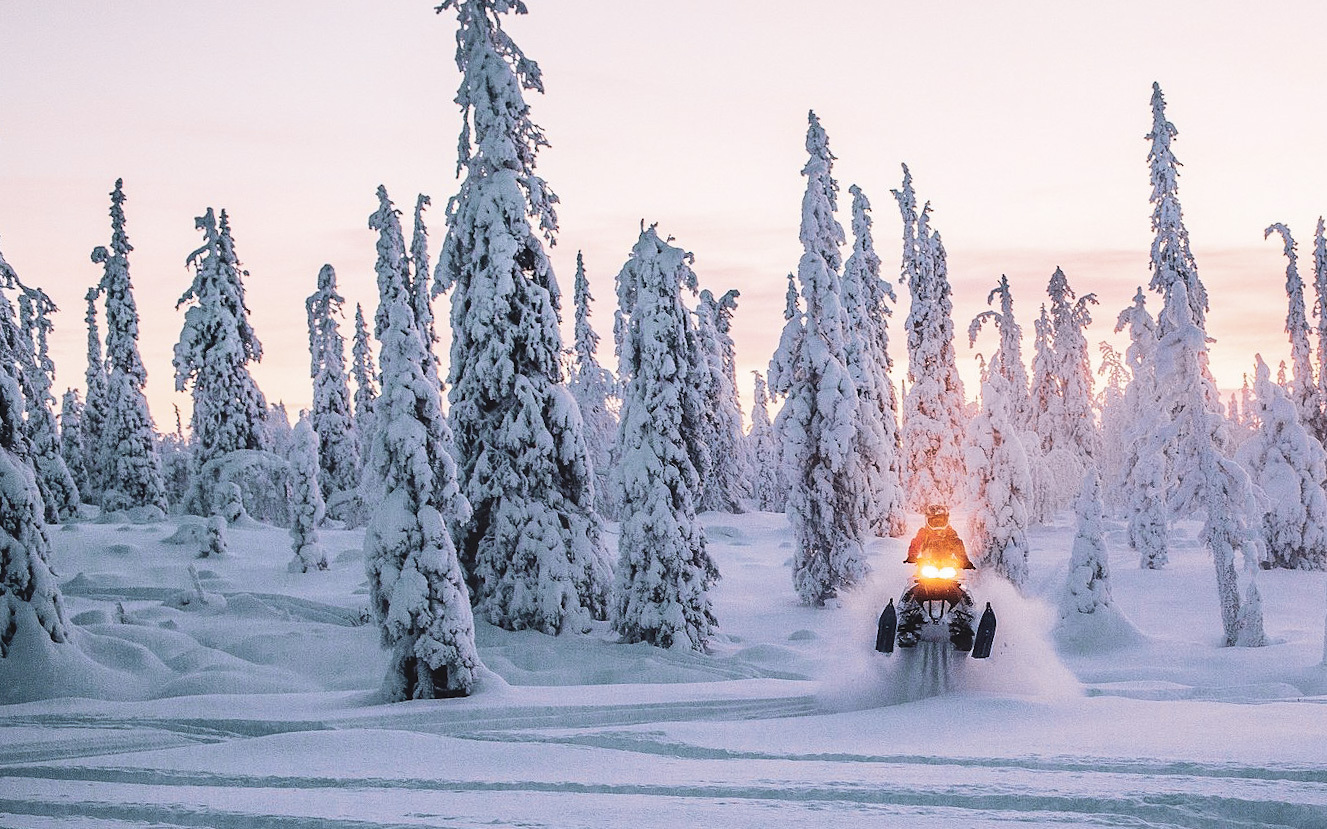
2 1 1326 426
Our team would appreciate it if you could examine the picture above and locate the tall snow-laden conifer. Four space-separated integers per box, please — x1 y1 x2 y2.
0 244 69 658
1047 267 1099 462
436 0 610 633
769 112 868 606
1265 223 1320 433
964 382 1032 587
1062 466 1113 616
288 414 328 573
1147 82 1206 335
969 275 1030 429
364 186 478 699
81 289 108 504
15 288 78 523
1116 288 1168 568
351 302 378 468
174 208 268 513
747 371 784 513
892 165 967 510
1155 282 1266 646
1236 355 1327 570
306 265 360 497
842 184 905 537
694 288 749 513
92 179 166 514
612 227 719 650
1313 217 1327 445
569 252 619 519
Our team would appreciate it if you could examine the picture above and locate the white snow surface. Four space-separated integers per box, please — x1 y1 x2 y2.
2 509 1326 828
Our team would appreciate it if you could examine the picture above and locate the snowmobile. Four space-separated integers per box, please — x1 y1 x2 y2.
875 513 996 658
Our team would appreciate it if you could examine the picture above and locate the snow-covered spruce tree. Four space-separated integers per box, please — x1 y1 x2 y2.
1027 303 1060 454
1062 465 1112 613
0 244 68 658
305 264 360 497
963 381 1032 588
350 302 378 470
568 251 620 519
892 164 967 510
1147 82 1207 336
842 184 906 537
769 112 868 606
1115 288 1168 568
969 274 1031 429
435 0 610 632
1313 217 1327 445
612 226 719 650
747 371 785 512
1057 464 1142 649
174 208 268 514
59 389 89 499
80 288 108 505
92 179 167 514
1265 223 1321 434
1047 267 1099 462
1236 355 1327 570
694 288 749 514
364 186 478 699
1155 281 1266 646
16 289 79 523
288 415 328 573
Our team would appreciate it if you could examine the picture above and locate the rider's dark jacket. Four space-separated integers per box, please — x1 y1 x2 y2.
905 525 975 569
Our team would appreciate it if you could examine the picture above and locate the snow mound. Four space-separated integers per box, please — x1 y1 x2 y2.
1055 603 1146 652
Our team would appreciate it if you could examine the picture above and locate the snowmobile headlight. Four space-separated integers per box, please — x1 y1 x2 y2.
921 564 940 579
938 566 957 579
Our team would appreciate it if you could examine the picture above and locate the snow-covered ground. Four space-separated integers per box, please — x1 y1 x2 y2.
3 510 1326 828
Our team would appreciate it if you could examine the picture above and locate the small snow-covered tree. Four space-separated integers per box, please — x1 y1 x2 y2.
351 302 378 469
964 382 1032 588
436 0 610 632
842 184 905 537
306 264 360 497
1115 288 1168 568
174 208 268 514
1062 465 1113 616
769 113 869 606
1265 223 1321 434
93 179 167 514
568 252 619 519
1236 355 1327 570
365 186 478 699
1047 267 1099 462
80 288 108 504
59 389 89 499
694 288 749 513
893 165 967 509
288 415 328 573
16 288 79 522
612 226 719 650
0 244 69 657
1155 281 1265 646
747 371 784 512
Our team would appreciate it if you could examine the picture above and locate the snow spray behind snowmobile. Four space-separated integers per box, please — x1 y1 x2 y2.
875 505 996 658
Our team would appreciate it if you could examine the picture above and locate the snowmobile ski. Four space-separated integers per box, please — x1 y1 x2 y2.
971 602 996 659
875 599 896 654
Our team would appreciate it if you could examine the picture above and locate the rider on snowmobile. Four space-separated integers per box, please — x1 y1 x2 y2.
905 504 974 570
